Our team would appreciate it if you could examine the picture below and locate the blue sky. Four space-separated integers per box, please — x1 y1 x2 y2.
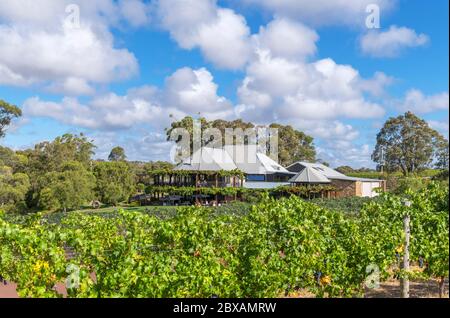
0 0 448 168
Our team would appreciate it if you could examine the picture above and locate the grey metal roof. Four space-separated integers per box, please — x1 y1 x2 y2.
287 162 382 182
175 145 291 175
289 166 331 183
175 147 238 171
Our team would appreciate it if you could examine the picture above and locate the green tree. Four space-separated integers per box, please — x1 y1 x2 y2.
0 146 28 172
372 112 448 176
145 161 174 171
37 162 95 212
22 134 96 209
435 137 449 170
25 133 95 174
166 116 316 166
166 116 211 153
108 146 127 162
0 99 22 138
269 123 316 166
336 166 355 174
94 161 135 206
0 166 30 213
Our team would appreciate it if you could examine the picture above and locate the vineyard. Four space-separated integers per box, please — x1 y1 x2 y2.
0 182 448 298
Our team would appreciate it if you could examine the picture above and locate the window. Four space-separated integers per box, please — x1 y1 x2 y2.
246 175 266 182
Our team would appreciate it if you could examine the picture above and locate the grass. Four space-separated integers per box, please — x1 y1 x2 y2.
4 202 253 224
4 196 383 224
309 196 380 216
347 169 445 180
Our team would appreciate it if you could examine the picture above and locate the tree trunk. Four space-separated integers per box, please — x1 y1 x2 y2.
439 277 446 298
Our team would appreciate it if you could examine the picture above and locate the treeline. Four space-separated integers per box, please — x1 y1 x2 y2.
0 134 172 214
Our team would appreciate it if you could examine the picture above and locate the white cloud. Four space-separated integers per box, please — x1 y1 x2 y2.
22 67 234 130
358 71 395 97
253 18 319 61
0 23 138 88
0 64 32 86
119 0 152 28
311 121 360 141
360 25 429 57
283 119 374 168
236 51 385 123
46 77 95 96
164 67 234 119
428 120 449 138
156 0 252 69
0 0 150 94
0 0 151 29
399 89 449 113
242 0 396 26
317 143 374 168
23 92 163 131
91 130 173 162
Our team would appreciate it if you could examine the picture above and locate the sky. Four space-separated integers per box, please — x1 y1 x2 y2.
0 0 448 168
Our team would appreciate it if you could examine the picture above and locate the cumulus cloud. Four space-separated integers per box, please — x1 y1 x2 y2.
91 130 173 162
358 71 395 97
22 67 233 130
294 119 373 168
119 0 152 28
0 0 150 93
399 89 449 113
317 143 374 168
0 0 151 29
23 94 162 130
0 23 138 88
156 0 252 70
360 25 429 57
46 77 96 96
253 18 319 61
236 51 385 124
242 0 396 26
164 67 234 119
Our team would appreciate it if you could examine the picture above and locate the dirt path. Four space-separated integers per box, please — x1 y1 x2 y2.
365 278 449 298
1 278 448 298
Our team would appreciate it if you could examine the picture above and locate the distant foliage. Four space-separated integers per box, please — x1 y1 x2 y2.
108 146 127 162
0 166 30 213
37 162 95 212
372 112 449 176
94 161 135 205
310 196 379 215
0 99 22 138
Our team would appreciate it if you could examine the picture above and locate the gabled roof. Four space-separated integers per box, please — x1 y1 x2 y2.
287 161 382 182
175 147 238 171
175 145 292 175
289 166 331 183
224 145 290 174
